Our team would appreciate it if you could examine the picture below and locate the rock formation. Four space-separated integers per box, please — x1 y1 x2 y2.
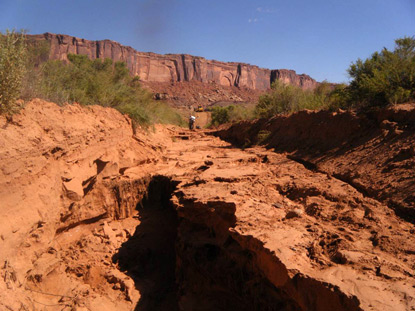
27 33 318 91
271 69 318 90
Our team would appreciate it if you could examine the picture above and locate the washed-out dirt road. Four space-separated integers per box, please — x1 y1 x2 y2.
0 100 414 311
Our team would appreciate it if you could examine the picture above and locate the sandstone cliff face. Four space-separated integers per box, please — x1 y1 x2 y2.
271 69 318 89
28 33 318 90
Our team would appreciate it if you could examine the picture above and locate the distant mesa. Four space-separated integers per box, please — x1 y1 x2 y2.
27 33 318 91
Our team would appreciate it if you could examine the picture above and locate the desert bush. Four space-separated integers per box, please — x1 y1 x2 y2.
255 36 415 116
23 53 183 126
257 130 271 144
26 38 51 67
254 81 329 117
145 100 185 126
210 104 254 126
210 106 231 125
0 30 27 115
325 83 351 111
347 36 415 109
20 38 50 100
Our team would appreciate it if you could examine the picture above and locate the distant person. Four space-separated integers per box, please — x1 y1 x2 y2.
189 115 196 130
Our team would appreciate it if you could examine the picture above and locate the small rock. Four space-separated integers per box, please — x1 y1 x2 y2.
23 242 31 248
331 250 348 264
380 120 397 131
105 270 138 302
124 228 134 238
63 178 83 201
285 208 303 219
364 207 375 220
99 161 119 178
103 222 117 243
115 230 125 238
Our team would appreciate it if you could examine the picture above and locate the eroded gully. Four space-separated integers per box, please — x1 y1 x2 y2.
106 128 415 311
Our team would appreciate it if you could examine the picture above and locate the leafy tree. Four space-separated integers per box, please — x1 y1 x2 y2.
347 36 415 108
325 83 351 111
0 30 26 115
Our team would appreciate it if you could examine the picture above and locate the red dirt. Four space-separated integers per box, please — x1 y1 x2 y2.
214 104 415 223
141 80 264 108
0 100 414 311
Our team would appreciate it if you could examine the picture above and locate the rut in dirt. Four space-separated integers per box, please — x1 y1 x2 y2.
111 174 301 311
114 176 180 311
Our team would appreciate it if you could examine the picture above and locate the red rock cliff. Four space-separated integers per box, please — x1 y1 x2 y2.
28 33 318 91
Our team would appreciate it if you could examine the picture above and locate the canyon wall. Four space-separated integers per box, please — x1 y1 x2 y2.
28 33 318 91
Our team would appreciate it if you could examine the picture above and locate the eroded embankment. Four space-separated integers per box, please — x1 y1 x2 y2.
1 100 415 311
111 174 364 311
173 191 362 311
0 99 166 310
213 104 415 223
114 176 180 311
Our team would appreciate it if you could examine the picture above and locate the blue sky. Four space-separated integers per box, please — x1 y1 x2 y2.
1 0 414 83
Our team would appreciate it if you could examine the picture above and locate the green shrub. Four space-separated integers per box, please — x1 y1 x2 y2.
145 101 186 126
210 104 254 126
23 53 183 127
257 130 271 144
325 83 351 111
26 38 50 67
0 30 27 115
254 80 329 117
255 36 415 116
347 36 415 109
210 106 231 125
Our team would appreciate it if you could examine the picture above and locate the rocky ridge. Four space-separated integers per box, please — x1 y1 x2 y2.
27 33 318 92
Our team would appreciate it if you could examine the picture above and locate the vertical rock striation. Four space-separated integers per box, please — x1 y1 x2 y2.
27 33 318 91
